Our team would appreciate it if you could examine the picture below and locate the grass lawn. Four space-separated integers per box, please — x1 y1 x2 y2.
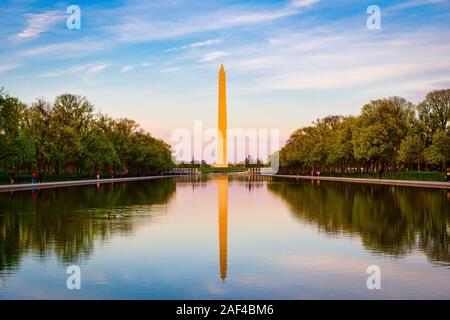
323 171 446 182
198 167 248 174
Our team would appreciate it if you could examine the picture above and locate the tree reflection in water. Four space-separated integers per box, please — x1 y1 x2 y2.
267 179 450 264
0 179 176 275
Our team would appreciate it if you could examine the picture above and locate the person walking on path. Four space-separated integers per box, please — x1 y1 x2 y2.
96 171 100 180
9 172 14 184
31 171 38 184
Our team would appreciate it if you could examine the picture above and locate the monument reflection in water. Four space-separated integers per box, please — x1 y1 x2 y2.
217 176 228 282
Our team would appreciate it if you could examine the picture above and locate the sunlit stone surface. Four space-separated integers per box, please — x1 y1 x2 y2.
217 64 228 167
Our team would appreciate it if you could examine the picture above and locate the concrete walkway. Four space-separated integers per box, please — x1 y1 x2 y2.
0 175 178 192
264 174 450 190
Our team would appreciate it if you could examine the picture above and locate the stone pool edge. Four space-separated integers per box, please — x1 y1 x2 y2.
0 175 179 192
264 174 450 190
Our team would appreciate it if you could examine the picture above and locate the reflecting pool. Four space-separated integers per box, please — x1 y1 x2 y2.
0 176 449 299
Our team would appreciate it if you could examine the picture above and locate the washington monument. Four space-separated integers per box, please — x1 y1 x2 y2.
217 64 228 167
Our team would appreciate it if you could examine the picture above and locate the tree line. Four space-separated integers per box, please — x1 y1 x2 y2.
280 89 450 174
0 88 174 177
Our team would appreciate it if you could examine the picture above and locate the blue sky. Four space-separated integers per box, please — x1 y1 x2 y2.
1 0 449 146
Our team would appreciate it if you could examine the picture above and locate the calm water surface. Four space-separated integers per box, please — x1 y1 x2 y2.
0 175 449 299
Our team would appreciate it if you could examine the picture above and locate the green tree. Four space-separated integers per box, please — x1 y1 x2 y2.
0 89 32 171
80 117 119 174
1 89 174 179
352 97 414 171
417 89 450 145
397 134 425 171
27 99 56 174
52 94 95 175
426 129 450 170
326 116 355 172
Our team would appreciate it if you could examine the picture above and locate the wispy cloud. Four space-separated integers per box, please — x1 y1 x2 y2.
84 64 110 77
387 0 446 12
221 22 450 97
13 10 65 41
0 63 21 74
39 63 111 79
161 67 181 73
40 62 152 78
165 39 223 53
39 65 87 78
120 65 137 73
19 39 107 58
200 51 228 62
112 6 300 43
13 3 309 61
224 8 298 24
185 39 223 48
263 63 450 90
120 63 152 73
291 0 320 8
